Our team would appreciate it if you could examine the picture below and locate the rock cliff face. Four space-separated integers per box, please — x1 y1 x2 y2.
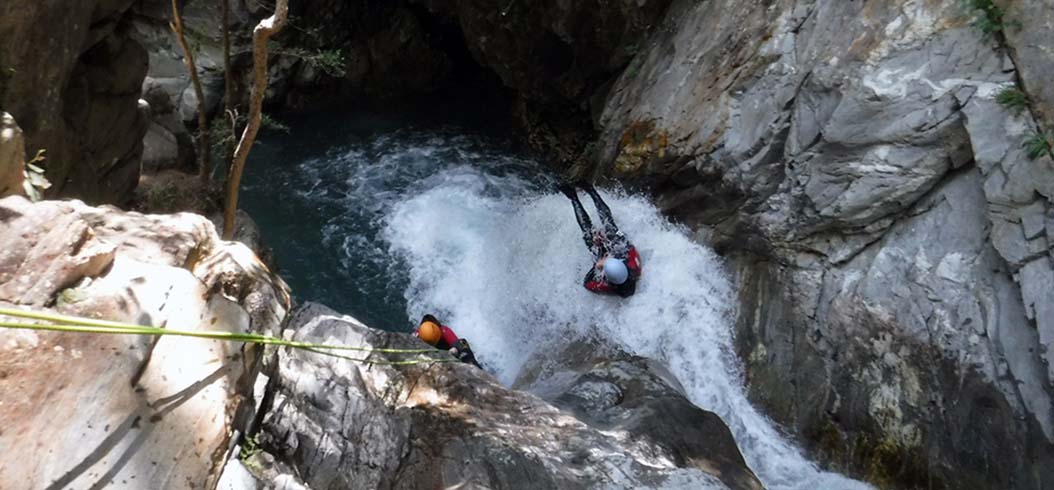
586 0 1054 488
0 1 148 204
311 0 1049 485
243 303 763 490
0 195 289 489
417 0 672 164
997 0 1054 132
4 0 1053 488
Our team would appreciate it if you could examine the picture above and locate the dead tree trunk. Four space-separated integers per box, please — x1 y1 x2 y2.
223 0 289 240
220 0 236 165
170 0 212 182
222 0 233 117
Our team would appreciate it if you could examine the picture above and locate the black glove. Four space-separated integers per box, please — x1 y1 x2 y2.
450 339 481 368
450 339 470 358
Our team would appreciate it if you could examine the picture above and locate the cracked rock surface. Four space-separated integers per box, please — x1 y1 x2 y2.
593 0 1054 487
246 303 762 490
0 195 290 489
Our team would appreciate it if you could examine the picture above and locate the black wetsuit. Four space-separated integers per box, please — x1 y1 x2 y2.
564 185 642 298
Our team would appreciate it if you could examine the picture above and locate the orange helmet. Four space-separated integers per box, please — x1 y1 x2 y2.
417 321 442 346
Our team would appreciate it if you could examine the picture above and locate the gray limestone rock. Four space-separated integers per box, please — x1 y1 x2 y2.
249 303 760 490
141 77 197 173
997 0 1054 131
592 0 1054 487
0 195 290 489
0 112 26 199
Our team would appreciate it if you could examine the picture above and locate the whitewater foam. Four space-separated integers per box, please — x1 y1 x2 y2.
246 123 868 489
381 152 870 490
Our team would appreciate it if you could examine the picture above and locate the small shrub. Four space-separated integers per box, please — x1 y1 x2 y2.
238 433 265 474
22 149 50 202
146 180 181 212
209 115 237 156
270 42 347 78
57 286 90 306
624 55 644 79
1023 132 1053 160
239 433 261 462
209 111 289 156
995 86 1028 113
261 113 290 133
963 0 1013 35
301 48 346 78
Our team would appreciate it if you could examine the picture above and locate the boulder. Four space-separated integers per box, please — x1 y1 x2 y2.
0 197 116 306
0 112 26 198
246 303 760 490
516 341 764 490
141 120 184 173
141 77 198 174
0 195 290 489
131 0 228 113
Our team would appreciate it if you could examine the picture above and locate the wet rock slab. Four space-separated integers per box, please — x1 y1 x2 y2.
251 303 761 490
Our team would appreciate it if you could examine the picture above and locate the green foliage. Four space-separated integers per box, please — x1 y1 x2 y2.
295 47 347 77
963 0 1020 35
624 55 644 79
262 14 347 78
57 286 90 306
308 49 347 78
145 179 181 212
1023 132 1053 160
209 115 237 157
995 86 1028 113
210 112 290 149
273 45 347 78
261 113 290 133
239 433 262 462
22 149 50 202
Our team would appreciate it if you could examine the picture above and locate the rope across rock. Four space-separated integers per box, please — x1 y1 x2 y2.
0 306 457 366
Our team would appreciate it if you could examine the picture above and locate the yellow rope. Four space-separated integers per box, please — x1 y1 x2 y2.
0 307 455 365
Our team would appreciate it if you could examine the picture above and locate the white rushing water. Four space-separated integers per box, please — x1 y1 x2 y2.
375 137 870 490
248 124 868 489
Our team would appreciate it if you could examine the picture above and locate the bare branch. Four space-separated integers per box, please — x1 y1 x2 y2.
170 0 212 182
222 0 234 117
223 0 290 239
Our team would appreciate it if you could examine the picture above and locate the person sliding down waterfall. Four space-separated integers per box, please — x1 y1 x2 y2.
558 182 642 297
414 314 482 368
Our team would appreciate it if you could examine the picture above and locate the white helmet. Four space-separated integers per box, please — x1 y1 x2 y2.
603 258 629 285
